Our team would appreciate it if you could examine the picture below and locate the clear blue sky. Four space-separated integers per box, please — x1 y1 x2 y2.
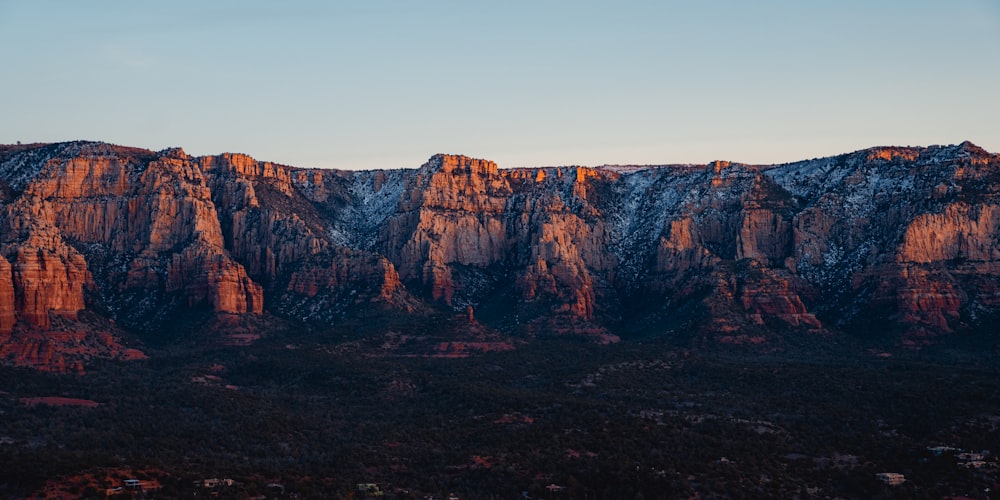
1 1 997 169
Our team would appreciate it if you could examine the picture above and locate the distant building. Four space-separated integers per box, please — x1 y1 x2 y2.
199 478 234 489
357 483 384 497
876 472 906 486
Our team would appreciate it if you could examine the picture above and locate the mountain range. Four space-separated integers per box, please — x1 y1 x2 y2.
1 141 997 372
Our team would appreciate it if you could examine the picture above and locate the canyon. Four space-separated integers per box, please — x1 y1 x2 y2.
0 141 998 371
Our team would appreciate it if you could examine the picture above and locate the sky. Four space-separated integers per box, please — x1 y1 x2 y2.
1 1 998 170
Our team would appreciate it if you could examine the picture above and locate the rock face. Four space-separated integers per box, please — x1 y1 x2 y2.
0 256 16 334
0 140 999 369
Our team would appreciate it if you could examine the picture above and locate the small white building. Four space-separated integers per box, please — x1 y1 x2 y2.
876 472 906 486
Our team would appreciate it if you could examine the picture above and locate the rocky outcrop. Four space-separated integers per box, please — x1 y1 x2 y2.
656 217 717 277
897 203 1000 263
383 154 513 305
696 262 821 341
0 140 999 371
0 327 144 374
0 143 265 370
0 255 17 334
164 242 263 314
737 263 821 330
2 228 91 330
203 153 417 323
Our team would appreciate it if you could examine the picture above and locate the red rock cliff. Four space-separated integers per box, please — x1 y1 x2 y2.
1 140 999 370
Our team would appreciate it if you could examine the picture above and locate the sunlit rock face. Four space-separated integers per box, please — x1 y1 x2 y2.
1 140 999 370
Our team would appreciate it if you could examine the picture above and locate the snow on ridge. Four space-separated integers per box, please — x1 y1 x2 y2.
595 164 700 174
764 141 989 203
0 143 65 192
765 156 850 201
0 141 162 192
331 169 409 250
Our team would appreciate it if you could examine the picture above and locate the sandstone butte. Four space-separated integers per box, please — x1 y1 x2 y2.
0 141 998 371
